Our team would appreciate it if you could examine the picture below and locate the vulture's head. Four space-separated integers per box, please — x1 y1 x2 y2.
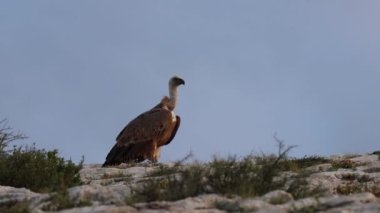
169 76 185 88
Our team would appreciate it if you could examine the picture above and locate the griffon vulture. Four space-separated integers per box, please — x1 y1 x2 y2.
102 76 185 166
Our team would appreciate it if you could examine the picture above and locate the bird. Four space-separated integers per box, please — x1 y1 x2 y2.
102 76 185 167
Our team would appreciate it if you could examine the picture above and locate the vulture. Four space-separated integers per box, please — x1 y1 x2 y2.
102 76 185 166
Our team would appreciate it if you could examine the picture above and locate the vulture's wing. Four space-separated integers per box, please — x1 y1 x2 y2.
115 108 173 145
103 108 176 166
163 116 181 145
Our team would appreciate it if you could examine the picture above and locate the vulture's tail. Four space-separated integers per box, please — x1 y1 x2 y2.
102 144 144 167
102 144 131 167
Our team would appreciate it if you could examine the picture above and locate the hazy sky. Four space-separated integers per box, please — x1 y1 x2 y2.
1 1 380 164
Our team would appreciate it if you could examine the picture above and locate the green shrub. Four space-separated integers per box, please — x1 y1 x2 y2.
127 163 206 203
127 141 296 203
0 119 85 211
0 144 83 193
280 156 330 172
331 159 357 170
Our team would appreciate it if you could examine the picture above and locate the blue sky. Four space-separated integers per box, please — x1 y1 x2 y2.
1 1 380 164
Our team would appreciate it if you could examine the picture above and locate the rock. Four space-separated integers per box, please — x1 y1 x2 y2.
239 198 272 211
3 152 380 212
350 155 379 164
0 185 40 204
135 194 228 212
281 197 319 211
80 165 155 185
305 163 332 173
318 192 377 208
254 207 288 213
355 154 380 172
68 184 131 206
261 190 293 204
317 192 379 212
0 185 49 210
324 202 380 213
56 205 137 213
308 171 341 195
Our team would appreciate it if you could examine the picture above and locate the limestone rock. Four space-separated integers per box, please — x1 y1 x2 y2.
0 185 49 210
261 190 293 204
56 205 137 213
317 192 377 210
3 153 380 212
68 184 131 206
239 198 272 211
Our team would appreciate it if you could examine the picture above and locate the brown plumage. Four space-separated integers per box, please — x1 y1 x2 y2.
102 76 185 166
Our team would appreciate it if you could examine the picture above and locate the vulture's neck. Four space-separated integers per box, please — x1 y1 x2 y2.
168 85 179 111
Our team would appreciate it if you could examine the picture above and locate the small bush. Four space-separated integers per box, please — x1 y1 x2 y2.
0 120 85 211
336 183 363 195
280 156 330 172
0 144 83 193
127 163 206 203
127 140 296 203
331 159 357 170
336 182 379 196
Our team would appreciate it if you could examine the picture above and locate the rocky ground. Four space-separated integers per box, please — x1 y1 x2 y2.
1 153 380 213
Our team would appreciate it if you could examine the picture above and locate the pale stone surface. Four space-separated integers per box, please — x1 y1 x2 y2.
135 194 228 212
305 163 332 173
2 154 380 212
0 185 50 210
280 197 319 210
254 208 288 213
261 190 293 204
80 164 155 185
56 205 137 213
350 154 379 164
0 185 40 204
324 203 380 213
68 184 131 205
308 171 341 195
317 192 377 210
239 198 272 210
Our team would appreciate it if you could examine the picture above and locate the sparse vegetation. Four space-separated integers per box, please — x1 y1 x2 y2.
127 138 299 203
125 136 340 204
336 183 363 195
0 144 83 193
280 156 330 172
0 120 83 193
331 159 357 170
335 174 379 196
2 119 380 212
0 119 84 211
